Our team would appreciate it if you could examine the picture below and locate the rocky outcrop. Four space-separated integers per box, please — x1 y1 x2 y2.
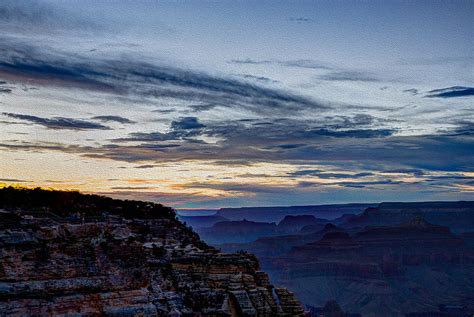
198 220 278 244
0 187 306 316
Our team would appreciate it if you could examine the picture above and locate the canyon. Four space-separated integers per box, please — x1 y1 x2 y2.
208 202 474 316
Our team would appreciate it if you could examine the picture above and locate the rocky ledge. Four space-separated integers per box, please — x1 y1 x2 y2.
0 187 306 316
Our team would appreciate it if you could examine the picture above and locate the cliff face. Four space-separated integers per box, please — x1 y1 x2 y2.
0 187 305 316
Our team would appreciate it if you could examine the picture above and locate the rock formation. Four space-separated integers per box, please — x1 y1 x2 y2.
0 187 306 316
263 217 474 316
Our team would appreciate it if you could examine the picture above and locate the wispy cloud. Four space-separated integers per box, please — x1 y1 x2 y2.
3 113 111 130
425 86 474 98
187 103 219 113
92 115 135 124
238 74 277 83
288 170 374 178
0 178 31 183
229 58 332 70
298 179 405 189
289 17 313 23
0 39 327 115
403 88 419 95
113 116 396 148
319 71 379 82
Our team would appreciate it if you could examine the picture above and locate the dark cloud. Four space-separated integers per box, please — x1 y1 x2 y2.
116 118 206 143
281 60 331 70
450 122 474 136
171 117 206 130
0 39 327 115
230 58 272 65
117 132 176 142
383 168 425 176
298 179 404 189
239 74 276 83
425 86 474 98
152 109 176 114
319 71 379 82
322 114 377 129
182 178 408 195
1 131 473 175
188 103 218 112
436 121 474 137
0 178 31 183
111 117 396 162
201 117 395 143
299 128 394 138
3 112 111 130
92 115 135 124
269 144 306 150
134 165 156 169
288 170 374 179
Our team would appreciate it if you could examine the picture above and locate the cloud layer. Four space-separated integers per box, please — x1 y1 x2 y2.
3 113 110 130
1 1 473 207
426 86 474 98
0 39 326 116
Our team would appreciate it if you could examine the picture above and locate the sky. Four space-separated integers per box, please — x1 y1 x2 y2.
0 0 473 208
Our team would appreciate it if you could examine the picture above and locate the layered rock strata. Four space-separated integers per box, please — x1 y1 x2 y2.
0 188 306 316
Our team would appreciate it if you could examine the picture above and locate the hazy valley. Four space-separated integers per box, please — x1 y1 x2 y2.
182 201 474 316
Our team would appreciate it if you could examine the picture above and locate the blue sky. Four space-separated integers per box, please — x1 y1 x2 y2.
0 0 473 207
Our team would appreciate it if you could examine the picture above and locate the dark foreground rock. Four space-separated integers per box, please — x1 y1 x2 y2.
0 187 306 316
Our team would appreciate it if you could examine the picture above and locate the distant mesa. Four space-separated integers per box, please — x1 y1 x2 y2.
199 219 278 244
177 214 229 229
216 203 376 222
343 201 474 232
